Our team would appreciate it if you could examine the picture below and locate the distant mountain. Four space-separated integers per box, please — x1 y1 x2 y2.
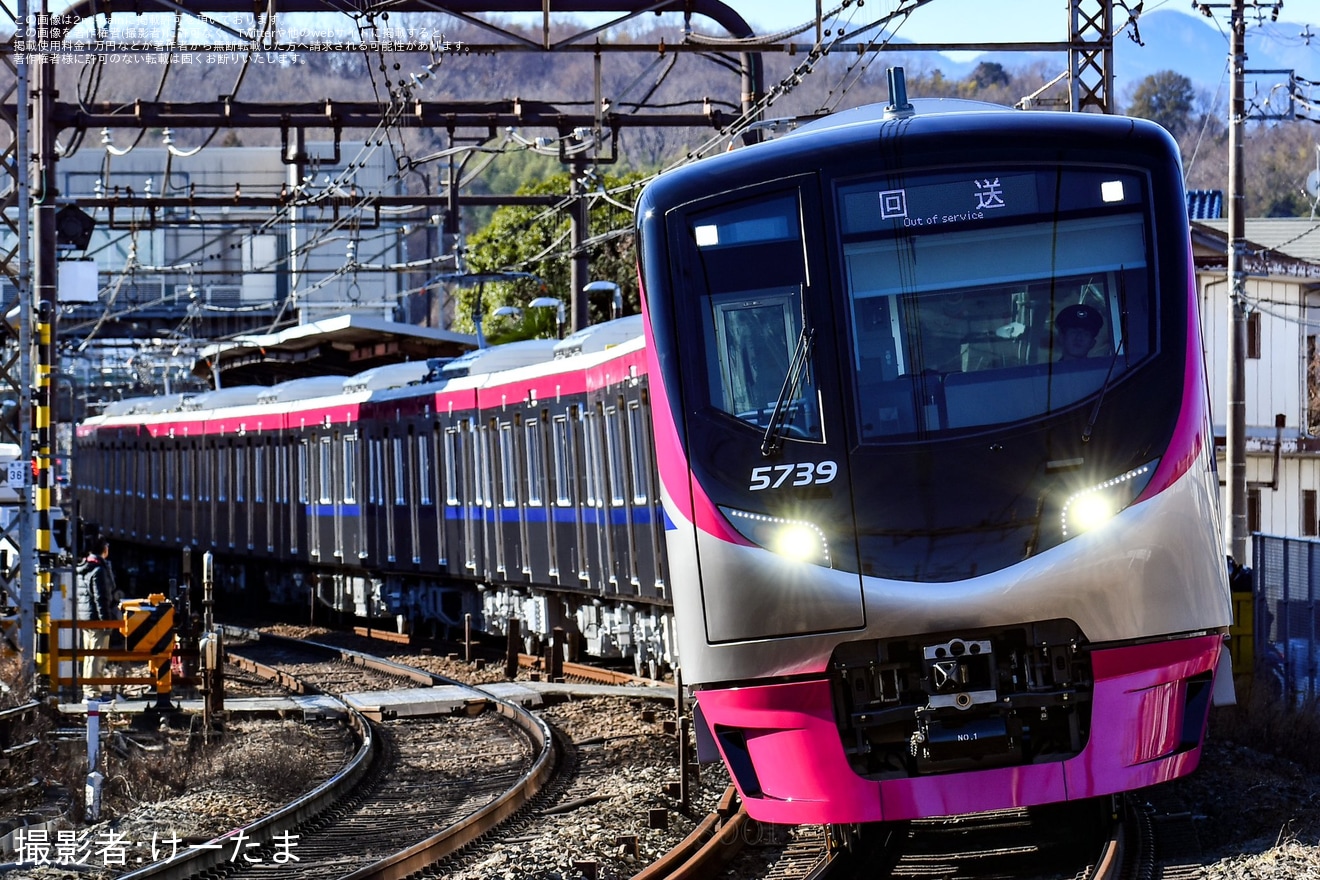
892 9 1314 110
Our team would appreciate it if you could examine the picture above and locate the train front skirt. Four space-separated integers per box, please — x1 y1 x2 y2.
693 633 1221 825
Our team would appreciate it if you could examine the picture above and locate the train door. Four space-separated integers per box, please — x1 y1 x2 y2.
665 177 865 642
477 419 497 580
180 442 194 548
236 438 251 551
430 424 446 569
286 439 302 559
257 438 272 554
327 433 342 561
523 411 551 582
407 427 421 565
494 416 518 580
598 398 631 594
454 420 478 577
145 439 160 542
343 432 361 563
200 438 214 549
384 431 398 563
317 434 335 561
624 392 665 601
581 404 610 593
297 436 312 559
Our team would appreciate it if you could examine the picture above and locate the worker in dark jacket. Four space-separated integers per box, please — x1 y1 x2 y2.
76 534 116 701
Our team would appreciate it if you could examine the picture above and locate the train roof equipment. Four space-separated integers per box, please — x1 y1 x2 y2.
255 376 350 405
181 386 265 411
438 338 559 379
553 315 644 358
342 361 432 394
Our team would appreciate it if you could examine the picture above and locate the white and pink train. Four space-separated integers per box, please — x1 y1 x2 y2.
634 99 1233 824
79 97 1233 826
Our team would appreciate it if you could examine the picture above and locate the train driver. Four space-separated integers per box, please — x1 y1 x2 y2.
1055 304 1103 361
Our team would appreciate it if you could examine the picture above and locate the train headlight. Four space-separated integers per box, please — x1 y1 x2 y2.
720 507 831 566
1060 460 1159 538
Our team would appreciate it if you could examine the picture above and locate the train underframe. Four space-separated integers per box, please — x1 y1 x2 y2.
119 543 678 674
831 619 1093 778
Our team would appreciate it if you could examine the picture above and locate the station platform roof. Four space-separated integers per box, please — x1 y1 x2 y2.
192 314 476 387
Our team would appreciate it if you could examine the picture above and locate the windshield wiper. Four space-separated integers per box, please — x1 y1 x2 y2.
761 325 815 457
1082 269 1128 444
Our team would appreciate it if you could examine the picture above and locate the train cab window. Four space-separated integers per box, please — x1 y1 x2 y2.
343 435 358 504
525 419 544 507
837 168 1157 439
688 192 824 445
552 415 574 507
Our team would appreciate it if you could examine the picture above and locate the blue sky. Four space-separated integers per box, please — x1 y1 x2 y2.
733 0 1320 45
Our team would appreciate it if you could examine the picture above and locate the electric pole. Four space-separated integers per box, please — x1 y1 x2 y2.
1226 0 1248 561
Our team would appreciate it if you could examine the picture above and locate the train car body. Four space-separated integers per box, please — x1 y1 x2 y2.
635 99 1233 824
74 318 675 671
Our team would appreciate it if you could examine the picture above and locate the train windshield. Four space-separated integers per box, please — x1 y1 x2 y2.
687 193 824 443
838 167 1155 440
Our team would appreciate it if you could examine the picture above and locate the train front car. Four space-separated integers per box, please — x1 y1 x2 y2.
636 102 1233 825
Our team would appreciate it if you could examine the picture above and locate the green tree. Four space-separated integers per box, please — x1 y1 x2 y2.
1126 70 1197 139
458 170 647 341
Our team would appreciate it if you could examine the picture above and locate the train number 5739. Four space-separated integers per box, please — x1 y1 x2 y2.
748 461 838 491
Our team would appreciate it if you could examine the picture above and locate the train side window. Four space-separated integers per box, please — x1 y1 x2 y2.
500 421 518 508
180 447 192 501
297 440 309 504
416 433 431 506
626 401 649 505
217 445 229 503
254 443 267 503
444 427 461 506
553 415 574 507
199 444 210 502
605 406 626 507
392 437 405 506
235 443 246 503
320 436 334 504
526 418 544 507
343 435 358 504
164 446 175 501
277 442 288 504
475 422 493 508
584 409 602 508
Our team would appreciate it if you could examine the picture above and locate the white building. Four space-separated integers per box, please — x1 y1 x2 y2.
1193 218 1320 563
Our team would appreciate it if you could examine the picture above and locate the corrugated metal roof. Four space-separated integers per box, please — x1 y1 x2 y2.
1197 218 1320 264
1186 190 1224 219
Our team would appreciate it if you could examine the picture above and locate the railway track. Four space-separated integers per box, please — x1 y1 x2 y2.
759 795 1152 880
118 634 554 880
